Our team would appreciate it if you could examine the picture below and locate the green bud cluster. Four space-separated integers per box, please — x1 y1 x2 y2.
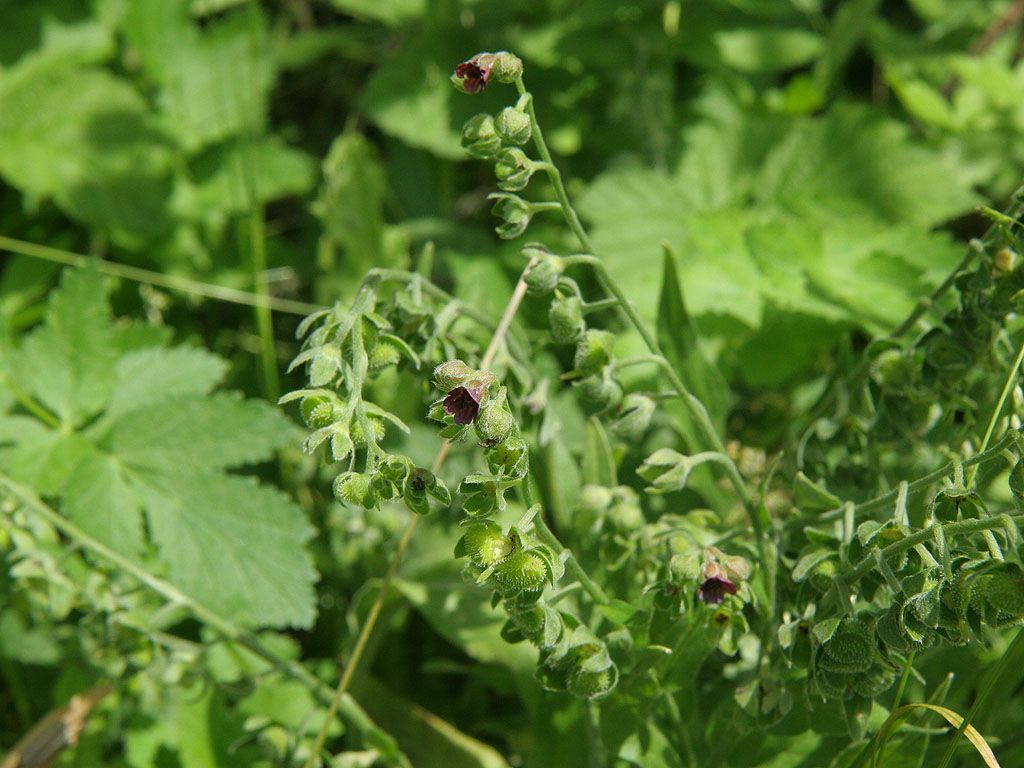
431 359 618 699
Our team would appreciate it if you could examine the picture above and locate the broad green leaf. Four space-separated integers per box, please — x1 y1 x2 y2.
330 0 427 25
181 137 317 220
657 246 729 427
757 106 977 229
106 392 297 473
122 0 271 150
716 28 823 73
313 131 389 275
0 61 174 240
133 470 317 628
360 37 482 159
106 346 228 419
6 269 115 425
63 451 143 557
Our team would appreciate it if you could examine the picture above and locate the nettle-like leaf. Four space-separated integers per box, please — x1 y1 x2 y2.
0 268 315 628
578 96 976 335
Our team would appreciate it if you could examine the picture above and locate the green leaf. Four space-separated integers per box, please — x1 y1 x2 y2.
107 346 228 419
181 137 317 220
0 61 174 240
6 268 116 425
313 131 389 275
63 451 144 557
133 470 317 628
122 0 271 150
715 28 823 73
330 0 427 25
106 392 297 473
657 246 729 428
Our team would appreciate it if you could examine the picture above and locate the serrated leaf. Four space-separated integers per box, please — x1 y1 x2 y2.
107 346 228 419
132 469 317 628
63 451 144 557
6 268 116 425
0 61 174 240
106 392 296 472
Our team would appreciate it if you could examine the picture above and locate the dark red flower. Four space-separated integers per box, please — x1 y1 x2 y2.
454 56 493 94
444 385 486 424
698 576 737 605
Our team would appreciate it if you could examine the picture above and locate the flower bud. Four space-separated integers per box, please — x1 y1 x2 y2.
350 415 384 447
434 359 476 391
567 667 614 699
475 397 515 446
490 194 532 239
522 248 563 295
573 329 615 376
494 147 535 191
461 114 502 159
549 294 585 343
300 395 334 429
486 432 529 479
368 337 402 372
818 619 875 675
869 348 914 391
610 393 655 441
491 550 547 594
456 522 513 566
495 107 532 145
490 51 523 83
333 472 375 509
574 373 623 413
607 487 643 530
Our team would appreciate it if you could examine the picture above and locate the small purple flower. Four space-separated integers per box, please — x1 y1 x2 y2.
443 384 486 425
698 575 737 605
454 56 493 94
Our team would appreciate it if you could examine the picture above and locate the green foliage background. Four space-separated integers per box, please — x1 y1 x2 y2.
2 0 1024 766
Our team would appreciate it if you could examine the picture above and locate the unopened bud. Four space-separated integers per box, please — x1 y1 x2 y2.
573 329 615 376
495 107 532 146
610 393 655 441
490 51 523 83
461 114 502 158
523 248 563 295
549 294 585 343
490 194 532 239
495 147 535 191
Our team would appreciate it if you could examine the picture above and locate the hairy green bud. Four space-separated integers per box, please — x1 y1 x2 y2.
495 147 535 192
573 329 615 376
491 550 548 594
818 619 875 674
495 107 532 145
300 395 335 429
434 359 476 391
333 472 375 509
368 337 402 372
486 432 529 480
567 667 614 699
522 247 563 295
456 522 513 566
574 372 623 413
475 397 515 447
549 294 585 344
490 51 523 83
461 113 502 158
610 393 655 441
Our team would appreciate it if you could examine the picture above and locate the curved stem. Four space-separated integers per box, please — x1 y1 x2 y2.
968 338 1024 487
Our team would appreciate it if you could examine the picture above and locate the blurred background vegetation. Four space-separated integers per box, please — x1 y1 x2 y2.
3 0 1024 766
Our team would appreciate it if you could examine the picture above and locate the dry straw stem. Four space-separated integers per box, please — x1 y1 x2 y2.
872 703 1001 768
